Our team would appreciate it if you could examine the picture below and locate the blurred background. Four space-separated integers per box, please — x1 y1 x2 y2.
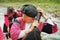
0 0 60 40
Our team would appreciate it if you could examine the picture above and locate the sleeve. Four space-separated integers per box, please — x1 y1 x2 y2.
10 23 26 40
4 16 10 27
10 23 21 40
41 19 58 34
18 30 26 39
17 11 22 17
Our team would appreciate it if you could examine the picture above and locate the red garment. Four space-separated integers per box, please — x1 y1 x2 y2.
4 15 10 27
17 10 22 17
4 11 22 27
0 27 5 40
10 17 58 40
4 11 14 27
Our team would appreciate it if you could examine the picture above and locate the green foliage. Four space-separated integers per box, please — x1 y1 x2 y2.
0 0 60 3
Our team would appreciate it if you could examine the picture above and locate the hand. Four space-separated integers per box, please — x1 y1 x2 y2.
30 20 39 31
37 8 47 20
25 20 39 34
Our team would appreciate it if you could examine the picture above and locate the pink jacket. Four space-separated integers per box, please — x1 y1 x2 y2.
0 27 5 40
10 17 58 40
4 15 10 27
17 10 22 17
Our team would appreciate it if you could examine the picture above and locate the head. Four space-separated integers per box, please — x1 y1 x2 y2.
7 6 14 14
21 4 38 23
7 6 14 17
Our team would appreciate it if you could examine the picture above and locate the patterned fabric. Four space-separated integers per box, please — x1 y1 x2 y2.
10 18 58 40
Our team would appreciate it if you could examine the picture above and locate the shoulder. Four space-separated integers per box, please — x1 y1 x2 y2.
16 17 23 22
14 17 24 24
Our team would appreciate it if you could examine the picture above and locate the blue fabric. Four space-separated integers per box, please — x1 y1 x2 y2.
14 19 20 24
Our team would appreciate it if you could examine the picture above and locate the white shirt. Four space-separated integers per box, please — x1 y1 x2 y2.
18 23 32 39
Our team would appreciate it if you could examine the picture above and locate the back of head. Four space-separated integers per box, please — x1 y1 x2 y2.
7 6 14 13
21 4 38 18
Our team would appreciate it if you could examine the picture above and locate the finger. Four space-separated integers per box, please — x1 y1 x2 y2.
37 8 43 12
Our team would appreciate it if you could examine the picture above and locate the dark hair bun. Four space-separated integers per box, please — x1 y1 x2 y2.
21 4 38 18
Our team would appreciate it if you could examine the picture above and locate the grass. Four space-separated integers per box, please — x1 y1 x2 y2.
0 2 60 9
0 1 60 19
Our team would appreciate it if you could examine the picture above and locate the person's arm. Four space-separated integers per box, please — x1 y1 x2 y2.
18 20 39 39
37 8 47 20
42 19 58 34
37 8 58 34
18 29 32 39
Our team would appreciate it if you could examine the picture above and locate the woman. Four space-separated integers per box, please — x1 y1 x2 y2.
10 4 58 40
4 6 22 39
